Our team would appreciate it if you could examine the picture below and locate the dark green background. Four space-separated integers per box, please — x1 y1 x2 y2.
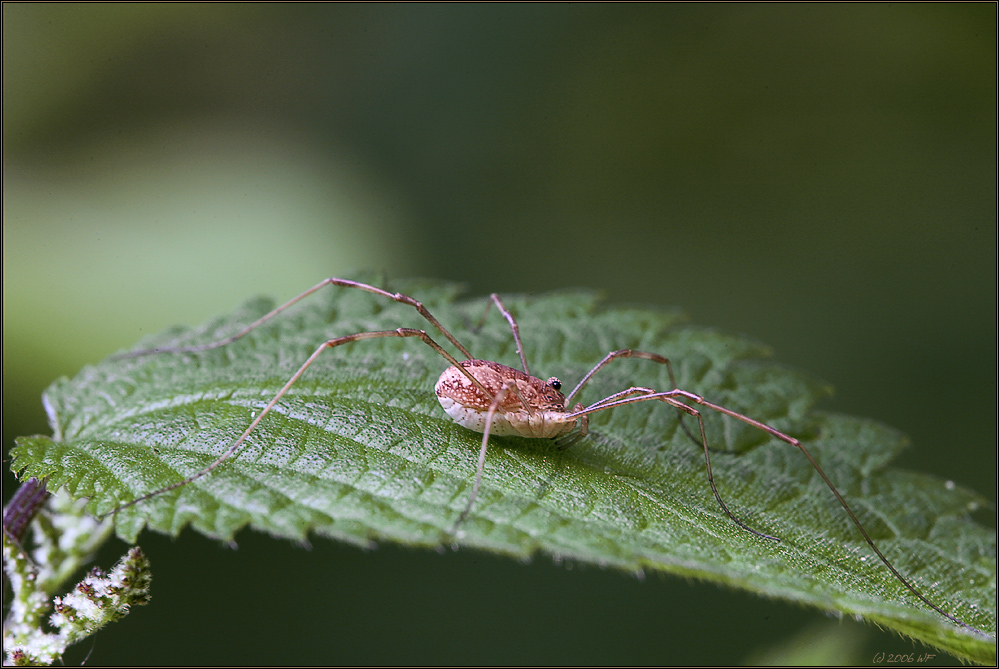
3 5 994 664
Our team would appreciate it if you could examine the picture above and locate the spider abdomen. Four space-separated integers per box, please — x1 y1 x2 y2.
435 359 576 439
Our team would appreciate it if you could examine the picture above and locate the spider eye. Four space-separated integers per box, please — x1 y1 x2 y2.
546 377 561 391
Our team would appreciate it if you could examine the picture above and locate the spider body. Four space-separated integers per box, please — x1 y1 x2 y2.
435 359 581 439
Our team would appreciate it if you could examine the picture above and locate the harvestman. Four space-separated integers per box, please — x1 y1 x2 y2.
108 277 987 636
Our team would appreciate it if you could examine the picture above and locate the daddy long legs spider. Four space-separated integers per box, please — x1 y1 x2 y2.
103 277 988 637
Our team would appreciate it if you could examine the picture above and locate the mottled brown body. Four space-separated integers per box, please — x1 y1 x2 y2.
435 359 578 438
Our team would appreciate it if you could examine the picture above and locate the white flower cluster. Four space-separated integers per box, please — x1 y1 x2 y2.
50 547 153 636
3 492 152 666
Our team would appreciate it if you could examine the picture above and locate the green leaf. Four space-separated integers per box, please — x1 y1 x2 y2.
10 278 996 662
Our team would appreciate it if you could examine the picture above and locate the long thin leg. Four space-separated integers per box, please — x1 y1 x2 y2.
112 277 474 361
564 389 987 636
563 349 702 447
475 294 530 375
553 405 588 450
574 386 657 412
555 388 656 450
576 390 778 542
564 350 678 403
103 328 488 518
452 379 519 531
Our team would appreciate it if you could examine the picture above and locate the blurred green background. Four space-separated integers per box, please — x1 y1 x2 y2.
3 4 994 665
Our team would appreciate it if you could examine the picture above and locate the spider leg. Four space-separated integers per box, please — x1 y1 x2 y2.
104 328 487 518
555 388 656 451
563 349 702 447
452 379 520 530
474 293 530 375
564 350 677 402
111 277 474 360
554 403 588 450
565 391 780 541
564 389 988 636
